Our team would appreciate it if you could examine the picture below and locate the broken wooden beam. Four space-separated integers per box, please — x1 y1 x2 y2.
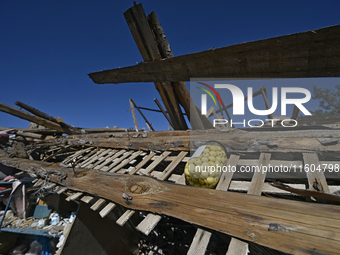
0 102 81 135
123 3 188 130
89 25 340 83
3 157 340 255
15 101 78 133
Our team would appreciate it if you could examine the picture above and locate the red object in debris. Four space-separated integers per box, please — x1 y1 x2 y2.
3 176 15 181
0 129 17 144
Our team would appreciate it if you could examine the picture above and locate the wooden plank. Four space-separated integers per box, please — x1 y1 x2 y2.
216 154 240 191
43 145 74 162
0 102 80 135
247 153 271 196
94 149 126 170
109 151 143 173
92 149 115 167
116 210 135 226
129 152 156 175
89 25 340 83
123 4 187 130
14 101 77 132
141 151 171 175
66 192 83 202
157 151 187 180
33 178 44 187
90 198 106 211
7 158 340 255
99 202 116 218
303 153 330 193
63 147 93 165
187 228 212 255
226 238 249 255
56 187 67 195
80 149 106 168
106 151 133 172
81 196 94 204
129 99 139 132
136 214 162 236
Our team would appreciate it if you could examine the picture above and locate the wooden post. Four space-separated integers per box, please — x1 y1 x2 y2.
0 102 81 135
129 99 139 132
124 4 187 130
130 99 155 131
147 11 209 130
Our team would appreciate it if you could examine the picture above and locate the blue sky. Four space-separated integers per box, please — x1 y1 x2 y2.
1 1 340 131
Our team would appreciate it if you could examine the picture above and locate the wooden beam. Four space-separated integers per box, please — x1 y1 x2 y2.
4 158 340 255
123 4 187 130
0 102 81 135
89 25 340 83
147 11 208 130
129 99 139 132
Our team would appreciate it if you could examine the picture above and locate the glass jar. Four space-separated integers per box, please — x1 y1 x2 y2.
184 141 227 188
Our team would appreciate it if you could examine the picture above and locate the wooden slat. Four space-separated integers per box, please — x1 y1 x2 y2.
99 202 116 218
89 25 340 83
157 151 187 180
33 178 44 187
216 154 240 191
303 153 330 193
187 228 212 255
56 187 67 195
90 198 105 211
109 151 143 173
141 151 171 175
106 151 133 172
82 149 112 168
80 149 106 167
81 196 94 204
66 192 83 201
247 153 271 196
63 147 93 164
94 149 126 170
92 149 115 167
226 238 249 255
136 214 162 236
128 152 156 175
116 210 135 226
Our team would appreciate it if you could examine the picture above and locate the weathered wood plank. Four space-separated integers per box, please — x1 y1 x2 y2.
141 151 171 175
247 153 271 196
116 210 135 226
5 158 340 255
303 153 330 193
90 198 106 211
187 228 212 255
99 202 116 218
136 214 162 236
0 102 80 135
110 151 143 173
216 154 240 191
128 152 156 175
66 192 83 202
89 25 340 83
81 196 94 204
226 238 249 255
